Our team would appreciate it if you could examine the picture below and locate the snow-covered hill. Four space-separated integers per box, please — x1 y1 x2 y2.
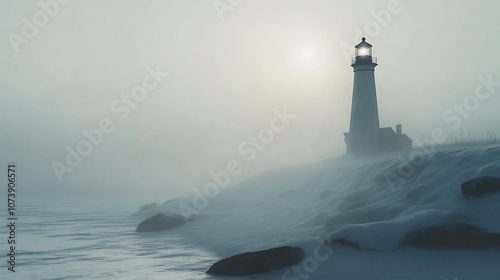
136 144 500 279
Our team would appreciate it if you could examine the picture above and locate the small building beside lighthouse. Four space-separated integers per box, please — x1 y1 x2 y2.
344 38 412 155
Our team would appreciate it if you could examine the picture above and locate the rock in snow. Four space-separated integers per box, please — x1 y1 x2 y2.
206 246 304 276
136 213 188 232
402 223 500 250
461 176 500 198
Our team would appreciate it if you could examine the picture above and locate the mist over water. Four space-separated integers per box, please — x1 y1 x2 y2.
1 0 500 199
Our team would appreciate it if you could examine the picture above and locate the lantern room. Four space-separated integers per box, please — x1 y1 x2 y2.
352 37 377 65
355 37 373 57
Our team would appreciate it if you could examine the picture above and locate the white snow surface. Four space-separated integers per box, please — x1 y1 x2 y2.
135 144 500 279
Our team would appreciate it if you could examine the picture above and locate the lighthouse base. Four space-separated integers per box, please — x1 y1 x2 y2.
344 125 412 156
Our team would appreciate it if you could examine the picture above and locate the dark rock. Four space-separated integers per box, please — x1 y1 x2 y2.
331 238 360 249
461 176 500 198
402 223 500 250
206 246 304 276
136 213 188 232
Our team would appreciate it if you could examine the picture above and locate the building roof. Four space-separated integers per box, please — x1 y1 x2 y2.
379 127 413 142
380 127 396 135
355 37 372 48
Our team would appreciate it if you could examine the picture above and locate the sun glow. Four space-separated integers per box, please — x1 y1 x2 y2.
288 45 327 78
300 48 316 62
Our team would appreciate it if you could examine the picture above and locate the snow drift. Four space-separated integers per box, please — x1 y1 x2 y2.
134 143 500 279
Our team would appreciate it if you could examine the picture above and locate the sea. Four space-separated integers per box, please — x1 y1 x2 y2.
1 198 218 280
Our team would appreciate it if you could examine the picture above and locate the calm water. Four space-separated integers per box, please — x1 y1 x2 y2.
1 198 217 280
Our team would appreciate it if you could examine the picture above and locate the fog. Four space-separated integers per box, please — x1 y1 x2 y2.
1 0 499 198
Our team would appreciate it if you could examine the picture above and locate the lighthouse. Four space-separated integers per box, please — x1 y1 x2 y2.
344 38 412 155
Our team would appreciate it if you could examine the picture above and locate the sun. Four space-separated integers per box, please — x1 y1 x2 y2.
285 42 327 78
300 48 316 62
287 45 326 77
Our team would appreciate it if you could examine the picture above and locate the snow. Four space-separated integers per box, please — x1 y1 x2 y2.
135 144 500 279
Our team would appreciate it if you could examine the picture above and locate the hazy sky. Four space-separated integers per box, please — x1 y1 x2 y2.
1 0 499 199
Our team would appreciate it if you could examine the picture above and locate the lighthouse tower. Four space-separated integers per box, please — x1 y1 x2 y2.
344 38 413 155
344 37 380 155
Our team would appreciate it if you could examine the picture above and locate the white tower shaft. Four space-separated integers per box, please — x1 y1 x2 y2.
348 62 380 154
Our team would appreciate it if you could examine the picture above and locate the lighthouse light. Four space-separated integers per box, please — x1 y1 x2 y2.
358 47 369 56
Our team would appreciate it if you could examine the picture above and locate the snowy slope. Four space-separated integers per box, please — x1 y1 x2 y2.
136 144 500 279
